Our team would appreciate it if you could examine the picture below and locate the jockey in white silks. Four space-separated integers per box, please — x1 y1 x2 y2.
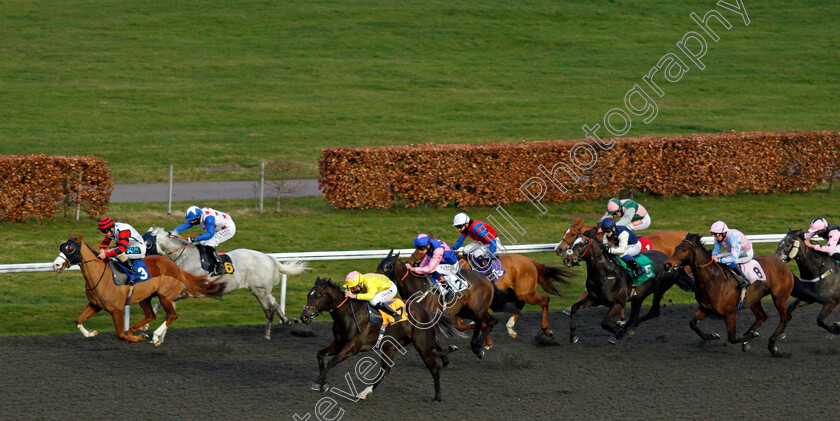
601 198 651 231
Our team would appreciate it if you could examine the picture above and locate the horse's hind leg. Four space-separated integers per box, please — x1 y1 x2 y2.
359 343 401 401
767 295 792 358
412 333 442 402
743 302 767 340
600 303 624 338
128 299 156 336
816 302 840 335
637 278 673 324
249 286 278 340
689 308 720 341
152 292 179 347
76 303 102 337
612 299 642 343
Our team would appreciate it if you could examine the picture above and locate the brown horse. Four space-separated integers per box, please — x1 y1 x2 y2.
455 254 573 345
53 235 221 346
378 251 499 358
664 234 794 357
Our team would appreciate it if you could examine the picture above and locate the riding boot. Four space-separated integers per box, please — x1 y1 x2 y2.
439 281 455 301
626 258 644 277
116 254 136 285
374 303 401 321
731 264 749 289
205 246 223 276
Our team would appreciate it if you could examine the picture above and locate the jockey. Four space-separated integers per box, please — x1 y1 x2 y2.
709 221 752 289
407 234 461 299
803 218 840 260
600 218 644 277
171 205 237 276
96 217 146 282
343 271 401 320
601 198 651 231
451 212 503 272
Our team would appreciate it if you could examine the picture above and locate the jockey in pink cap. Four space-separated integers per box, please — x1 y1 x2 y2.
601 198 651 231
709 221 752 290
803 218 840 259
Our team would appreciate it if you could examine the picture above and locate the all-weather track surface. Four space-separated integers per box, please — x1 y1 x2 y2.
2 304 839 420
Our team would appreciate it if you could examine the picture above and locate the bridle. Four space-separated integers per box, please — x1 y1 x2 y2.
673 238 725 277
302 286 348 318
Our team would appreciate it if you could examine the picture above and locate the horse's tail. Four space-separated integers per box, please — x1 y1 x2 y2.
490 286 519 313
181 270 225 299
535 262 574 296
434 314 468 339
272 259 308 278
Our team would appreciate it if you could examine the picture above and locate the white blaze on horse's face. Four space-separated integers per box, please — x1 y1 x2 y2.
569 236 586 256
52 253 68 273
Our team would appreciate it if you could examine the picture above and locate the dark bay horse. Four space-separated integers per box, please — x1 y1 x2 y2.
561 228 689 344
300 277 456 402
774 229 840 335
377 251 500 358
53 235 221 346
665 234 794 357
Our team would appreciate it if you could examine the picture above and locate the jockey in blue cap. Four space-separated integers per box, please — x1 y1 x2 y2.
171 205 237 276
407 233 461 299
600 218 644 277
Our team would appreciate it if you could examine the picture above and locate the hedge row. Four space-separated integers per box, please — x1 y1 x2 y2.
319 131 840 209
0 155 112 222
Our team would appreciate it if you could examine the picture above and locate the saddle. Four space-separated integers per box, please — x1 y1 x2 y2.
366 300 407 326
196 246 235 275
467 255 506 282
107 260 150 285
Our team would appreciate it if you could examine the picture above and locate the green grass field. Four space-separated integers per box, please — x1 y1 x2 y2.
4 189 840 336
0 0 837 181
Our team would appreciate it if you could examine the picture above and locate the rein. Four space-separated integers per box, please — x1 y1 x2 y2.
81 258 108 291
680 238 726 278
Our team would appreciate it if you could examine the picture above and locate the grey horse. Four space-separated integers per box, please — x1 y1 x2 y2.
145 226 308 339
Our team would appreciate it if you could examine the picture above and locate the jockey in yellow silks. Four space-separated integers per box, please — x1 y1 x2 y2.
343 271 401 320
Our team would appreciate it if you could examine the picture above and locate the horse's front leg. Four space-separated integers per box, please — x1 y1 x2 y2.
601 302 624 341
316 341 359 392
611 298 641 343
76 303 102 337
569 293 597 344
724 312 749 348
689 308 720 341
110 308 144 343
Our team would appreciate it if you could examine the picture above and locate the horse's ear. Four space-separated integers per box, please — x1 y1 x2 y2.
387 249 393 258
395 251 401 259
78 234 85 242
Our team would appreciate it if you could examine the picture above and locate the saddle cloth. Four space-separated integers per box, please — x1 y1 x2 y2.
738 259 766 284
108 260 151 285
367 299 408 325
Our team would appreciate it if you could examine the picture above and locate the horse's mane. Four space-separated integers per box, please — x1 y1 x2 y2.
685 233 712 257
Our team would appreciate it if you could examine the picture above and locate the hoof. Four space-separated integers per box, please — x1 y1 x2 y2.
742 342 750 352
562 308 571 316
545 329 554 337
608 337 617 345
434 395 442 402
616 320 627 327
310 383 322 392
710 333 721 340
91 331 99 337
571 336 579 344
779 333 786 341
154 341 161 348
508 331 517 339
484 344 493 351
476 349 485 359
826 333 835 340
447 345 459 352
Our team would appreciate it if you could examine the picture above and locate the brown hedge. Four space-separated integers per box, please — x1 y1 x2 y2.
0 155 112 222
319 131 840 209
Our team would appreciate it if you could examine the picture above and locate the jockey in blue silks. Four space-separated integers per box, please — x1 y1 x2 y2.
709 220 752 289
407 234 461 299
600 218 644 277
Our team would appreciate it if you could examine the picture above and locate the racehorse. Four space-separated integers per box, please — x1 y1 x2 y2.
145 227 308 340
455 253 574 346
377 251 500 358
774 229 840 335
53 235 220 346
300 277 457 402
561 228 689 344
665 234 794 357
555 218 688 257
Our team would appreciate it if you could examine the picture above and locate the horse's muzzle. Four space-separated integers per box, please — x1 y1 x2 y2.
664 262 677 273
52 254 68 273
300 310 316 324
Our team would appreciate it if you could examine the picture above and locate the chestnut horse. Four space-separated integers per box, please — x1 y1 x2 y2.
377 251 499 359
53 235 221 346
300 277 457 401
774 229 840 336
664 234 794 357
454 254 574 347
